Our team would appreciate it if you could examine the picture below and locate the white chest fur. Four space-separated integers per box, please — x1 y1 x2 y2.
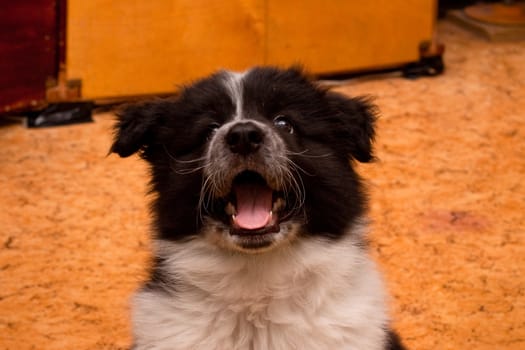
132 224 389 350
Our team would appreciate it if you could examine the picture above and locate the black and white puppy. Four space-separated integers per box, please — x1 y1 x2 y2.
111 66 406 350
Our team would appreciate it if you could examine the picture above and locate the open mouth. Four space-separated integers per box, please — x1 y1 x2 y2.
222 171 287 239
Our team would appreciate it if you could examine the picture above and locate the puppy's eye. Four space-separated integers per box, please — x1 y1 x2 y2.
273 115 294 134
206 122 221 140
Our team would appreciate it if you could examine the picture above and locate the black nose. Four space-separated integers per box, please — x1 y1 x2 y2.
225 122 264 155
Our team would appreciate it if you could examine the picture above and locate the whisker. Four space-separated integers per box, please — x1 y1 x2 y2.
288 169 306 212
198 175 214 223
276 161 306 218
163 145 209 176
172 164 208 175
163 144 207 164
276 155 315 177
173 156 208 164
285 149 333 159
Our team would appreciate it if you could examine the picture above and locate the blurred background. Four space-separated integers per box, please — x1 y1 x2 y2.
2 0 446 117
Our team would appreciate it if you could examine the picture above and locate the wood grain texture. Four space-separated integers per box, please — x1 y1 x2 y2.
267 0 436 73
66 1 436 99
67 0 265 99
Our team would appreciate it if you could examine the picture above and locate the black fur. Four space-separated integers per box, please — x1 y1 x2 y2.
112 67 376 241
112 66 405 349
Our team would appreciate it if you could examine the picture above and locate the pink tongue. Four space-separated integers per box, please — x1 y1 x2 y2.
233 183 272 230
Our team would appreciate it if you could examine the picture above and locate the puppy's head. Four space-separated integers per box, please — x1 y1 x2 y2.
111 67 376 253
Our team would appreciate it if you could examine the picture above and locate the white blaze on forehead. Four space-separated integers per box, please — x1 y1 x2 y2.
221 70 247 120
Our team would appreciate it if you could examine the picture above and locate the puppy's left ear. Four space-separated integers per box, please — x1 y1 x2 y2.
326 92 377 163
110 100 168 157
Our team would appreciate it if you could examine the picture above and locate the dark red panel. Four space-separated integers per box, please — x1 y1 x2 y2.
0 0 63 113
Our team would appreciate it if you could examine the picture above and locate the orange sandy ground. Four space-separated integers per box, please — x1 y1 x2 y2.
1 21 524 350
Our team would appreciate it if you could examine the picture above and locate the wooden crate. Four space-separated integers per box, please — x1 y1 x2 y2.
67 0 437 99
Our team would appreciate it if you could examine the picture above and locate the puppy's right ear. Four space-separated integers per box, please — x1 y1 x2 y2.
110 101 166 157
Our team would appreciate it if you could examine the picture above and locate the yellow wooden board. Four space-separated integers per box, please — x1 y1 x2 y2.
67 0 265 99
67 1 436 99
267 0 436 74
